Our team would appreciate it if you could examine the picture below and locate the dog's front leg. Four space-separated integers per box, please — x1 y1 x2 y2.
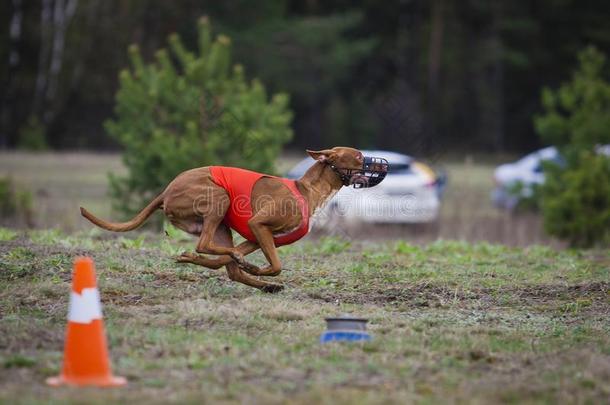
247 214 282 277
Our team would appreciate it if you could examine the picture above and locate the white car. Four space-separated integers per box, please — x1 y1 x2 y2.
492 146 562 209
493 144 610 209
286 150 445 226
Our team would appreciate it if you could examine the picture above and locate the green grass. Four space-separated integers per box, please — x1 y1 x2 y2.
0 228 608 403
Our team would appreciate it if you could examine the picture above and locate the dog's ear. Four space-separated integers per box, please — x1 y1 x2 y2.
306 149 334 162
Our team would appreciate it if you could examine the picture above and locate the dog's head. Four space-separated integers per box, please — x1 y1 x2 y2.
306 147 389 188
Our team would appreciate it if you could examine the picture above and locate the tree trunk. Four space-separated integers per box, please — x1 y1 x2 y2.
33 0 78 125
33 0 54 117
45 0 78 123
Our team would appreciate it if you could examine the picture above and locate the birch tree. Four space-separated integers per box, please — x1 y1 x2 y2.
33 0 78 124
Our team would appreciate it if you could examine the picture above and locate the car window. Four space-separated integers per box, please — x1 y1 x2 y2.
389 163 412 174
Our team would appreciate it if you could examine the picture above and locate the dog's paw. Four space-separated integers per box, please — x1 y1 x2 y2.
260 283 284 294
176 252 196 263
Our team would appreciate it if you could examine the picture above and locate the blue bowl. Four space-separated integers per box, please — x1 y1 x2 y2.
320 330 371 343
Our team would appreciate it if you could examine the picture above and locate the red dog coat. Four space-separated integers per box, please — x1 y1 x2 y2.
209 166 309 246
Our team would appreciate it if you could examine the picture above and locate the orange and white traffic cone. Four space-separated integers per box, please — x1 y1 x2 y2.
46 257 126 387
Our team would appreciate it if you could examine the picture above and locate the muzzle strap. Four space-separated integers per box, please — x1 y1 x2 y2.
329 164 353 186
327 156 389 188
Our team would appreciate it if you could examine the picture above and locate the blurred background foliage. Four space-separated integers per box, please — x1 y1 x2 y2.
2 0 610 155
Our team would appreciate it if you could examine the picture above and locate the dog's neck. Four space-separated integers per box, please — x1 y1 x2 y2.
296 161 344 217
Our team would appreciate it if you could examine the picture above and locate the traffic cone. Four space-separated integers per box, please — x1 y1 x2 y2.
46 257 126 387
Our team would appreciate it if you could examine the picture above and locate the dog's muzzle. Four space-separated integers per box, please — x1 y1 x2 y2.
330 156 389 189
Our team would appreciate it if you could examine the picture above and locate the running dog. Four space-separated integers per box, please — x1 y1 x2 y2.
81 147 388 292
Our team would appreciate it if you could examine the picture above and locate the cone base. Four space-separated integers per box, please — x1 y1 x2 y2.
46 375 127 387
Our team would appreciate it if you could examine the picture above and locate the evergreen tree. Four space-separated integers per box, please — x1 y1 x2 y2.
535 46 610 247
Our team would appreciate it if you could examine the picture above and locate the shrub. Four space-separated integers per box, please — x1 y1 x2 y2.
534 46 610 247
106 17 293 217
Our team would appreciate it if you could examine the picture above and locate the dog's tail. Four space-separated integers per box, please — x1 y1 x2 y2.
80 194 164 232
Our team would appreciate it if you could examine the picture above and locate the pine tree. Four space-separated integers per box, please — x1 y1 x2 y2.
535 46 610 247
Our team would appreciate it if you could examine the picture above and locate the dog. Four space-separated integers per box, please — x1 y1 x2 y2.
80 147 388 292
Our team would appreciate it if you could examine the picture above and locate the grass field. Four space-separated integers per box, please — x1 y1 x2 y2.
0 228 608 403
0 152 125 231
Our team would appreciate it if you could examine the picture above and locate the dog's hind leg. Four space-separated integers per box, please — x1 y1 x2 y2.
189 190 245 258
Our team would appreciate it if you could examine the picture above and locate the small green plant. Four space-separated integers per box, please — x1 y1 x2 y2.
120 234 147 250
3 354 36 369
106 17 293 218
394 240 420 255
6 246 36 261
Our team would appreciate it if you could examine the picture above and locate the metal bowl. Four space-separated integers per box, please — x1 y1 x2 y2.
325 316 368 331
320 315 371 343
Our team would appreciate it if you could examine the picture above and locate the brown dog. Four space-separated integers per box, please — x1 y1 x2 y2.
80 147 388 292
